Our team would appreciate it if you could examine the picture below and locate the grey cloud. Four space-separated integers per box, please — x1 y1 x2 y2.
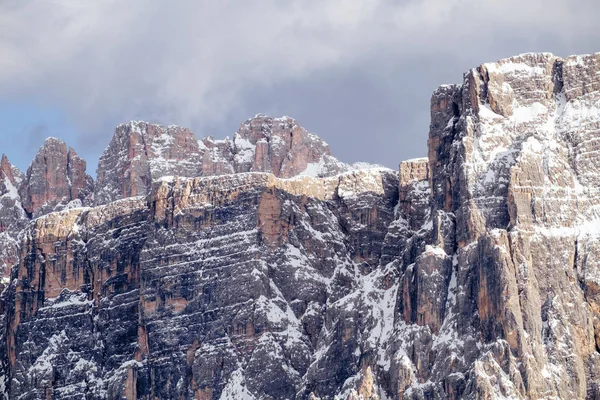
0 0 599 169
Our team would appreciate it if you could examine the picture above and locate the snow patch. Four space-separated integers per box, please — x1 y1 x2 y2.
219 369 255 400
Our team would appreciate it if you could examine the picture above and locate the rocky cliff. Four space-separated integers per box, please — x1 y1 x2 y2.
4 168 398 400
0 155 26 282
95 116 348 205
0 52 599 399
20 137 94 218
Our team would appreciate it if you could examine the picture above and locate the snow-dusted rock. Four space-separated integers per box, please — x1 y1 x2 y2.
5 168 398 399
230 114 347 178
1 52 600 400
0 155 27 280
19 137 93 218
395 52 600 399
95 121 205 204
95 116 349 205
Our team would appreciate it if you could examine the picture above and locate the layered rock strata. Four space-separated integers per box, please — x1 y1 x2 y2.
391 52 600 399
4 169 398 399
0 52 599 399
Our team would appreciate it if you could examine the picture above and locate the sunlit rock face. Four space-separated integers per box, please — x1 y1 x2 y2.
0 139 93 281
20 137 94 218
94 121 206 205
1 52 600 400
95 116 349 205
397 52 600 399
226 114 348 178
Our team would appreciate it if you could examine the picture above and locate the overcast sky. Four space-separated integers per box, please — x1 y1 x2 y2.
1 0 599 173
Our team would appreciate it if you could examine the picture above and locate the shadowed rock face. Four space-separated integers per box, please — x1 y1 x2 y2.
4 169 399 399
1 52 600 400
0 155 26 279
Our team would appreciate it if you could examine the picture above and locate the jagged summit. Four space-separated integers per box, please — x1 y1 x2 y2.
230 114 346 178
95 115 351 204
0 155 27 275
94 121 204 204
0 154 24 228
1 52 599 399
0 114 364 221
42 136 65 145
0 154 22 188
19 137 94 218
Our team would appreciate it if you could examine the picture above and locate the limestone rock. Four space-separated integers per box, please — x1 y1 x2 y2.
231 114 347 178
95 121 205 204
20 137 93 218
1 52 600 400
0 155 26 280
95 116 351 205
5 169 398 399
390 52 600 399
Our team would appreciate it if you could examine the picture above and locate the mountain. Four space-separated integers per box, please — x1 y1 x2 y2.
95 115 348 205
94 121 205 205
19 137 94 217
0 52 599 399
0 155 26 280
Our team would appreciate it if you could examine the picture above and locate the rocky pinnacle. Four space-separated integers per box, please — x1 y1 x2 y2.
0 53 599 399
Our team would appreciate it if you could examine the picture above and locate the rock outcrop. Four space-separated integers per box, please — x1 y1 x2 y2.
0 52 599 399
0 155 25 234
19 137 93 218
96 116 349 204
0 155 26 281
227 114 347 178
391 52 600 399
95 122 205 205
5 169 398 399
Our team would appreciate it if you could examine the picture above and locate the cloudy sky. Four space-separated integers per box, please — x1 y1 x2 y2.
1 0 599 173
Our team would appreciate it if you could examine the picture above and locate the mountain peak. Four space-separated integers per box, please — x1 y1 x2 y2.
0 154 13 179
94 121 204 204
42 136 66 147
230 114 345 178
95 116 349 203
1 52 600 400
21 138 93 217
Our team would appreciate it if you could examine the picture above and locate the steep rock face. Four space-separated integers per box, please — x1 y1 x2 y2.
5 169 399 399
229 114 347 178
0 155 26 280
2 52 600 400
391 52 600 399
0 155 24 232
95 122 205 204
19 138 93 218
96 116 349 205
398 158 430 231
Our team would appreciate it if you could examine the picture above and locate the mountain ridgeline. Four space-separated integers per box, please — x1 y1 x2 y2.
0 52 599 399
